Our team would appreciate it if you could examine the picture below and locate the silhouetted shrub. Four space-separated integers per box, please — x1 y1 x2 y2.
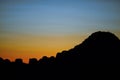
29 58 38 65
15 58 23 64
0 57 4 65
4 59 11 64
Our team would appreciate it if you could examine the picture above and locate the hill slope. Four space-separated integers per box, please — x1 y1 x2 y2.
56 31 120 64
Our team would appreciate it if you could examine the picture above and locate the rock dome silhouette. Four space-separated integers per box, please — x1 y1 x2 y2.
56 31 120 64
81 31 120 47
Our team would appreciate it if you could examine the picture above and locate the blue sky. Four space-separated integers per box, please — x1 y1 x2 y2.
1 0 120 35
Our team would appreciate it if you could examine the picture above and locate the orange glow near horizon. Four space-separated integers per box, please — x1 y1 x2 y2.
0 33 88 63
0 31 120 63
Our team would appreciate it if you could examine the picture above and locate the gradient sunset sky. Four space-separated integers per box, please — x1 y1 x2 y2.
0 0 120 63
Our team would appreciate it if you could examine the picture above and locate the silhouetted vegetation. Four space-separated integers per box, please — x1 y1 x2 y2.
0 31 120 79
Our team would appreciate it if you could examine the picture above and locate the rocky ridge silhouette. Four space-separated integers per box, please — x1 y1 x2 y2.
56 31 120 64
0 31 120 65
0 31 120 80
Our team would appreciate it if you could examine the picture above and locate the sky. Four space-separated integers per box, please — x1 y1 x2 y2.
0 0 120 63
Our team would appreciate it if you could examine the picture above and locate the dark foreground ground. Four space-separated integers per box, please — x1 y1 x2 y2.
0 62 120 80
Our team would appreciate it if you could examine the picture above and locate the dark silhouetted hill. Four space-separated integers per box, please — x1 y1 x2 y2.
0 31 120 79
56 31 120 64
